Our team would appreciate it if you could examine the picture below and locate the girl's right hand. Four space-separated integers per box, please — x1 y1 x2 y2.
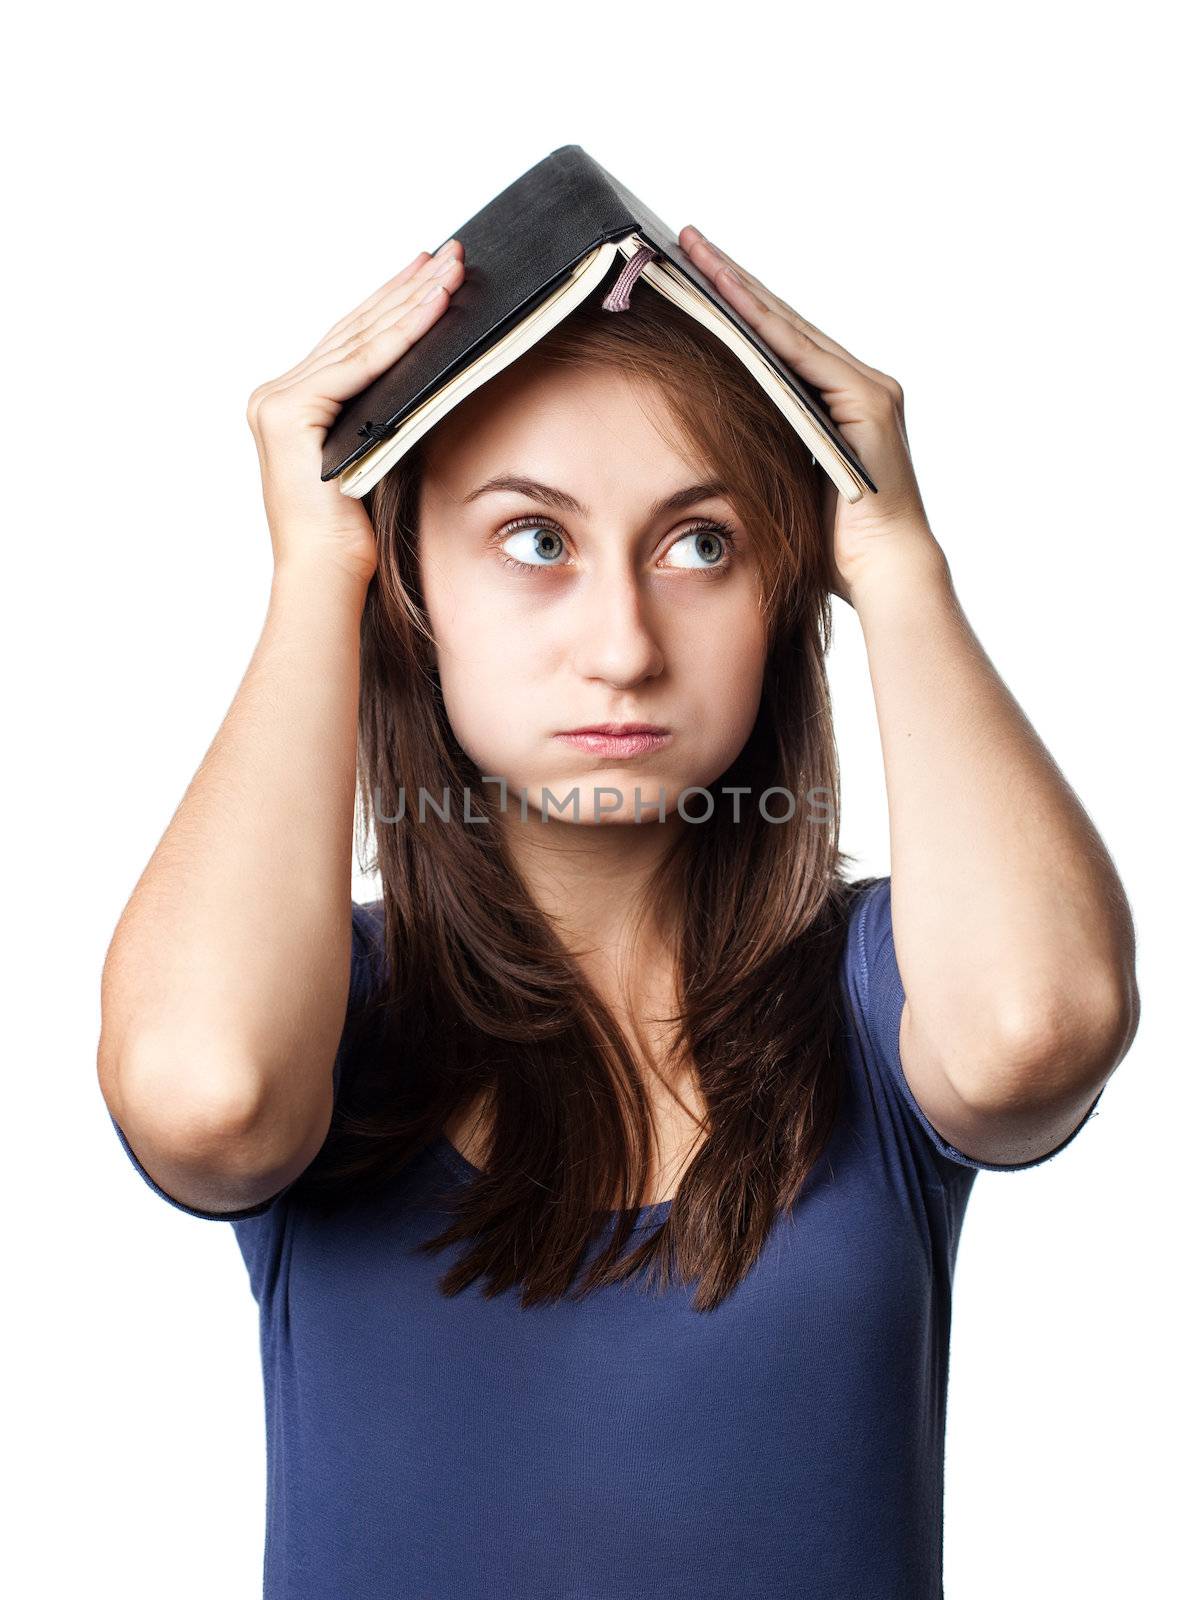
246 239 465 586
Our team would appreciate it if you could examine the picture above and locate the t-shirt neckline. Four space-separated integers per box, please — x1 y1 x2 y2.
430 1132 675 1230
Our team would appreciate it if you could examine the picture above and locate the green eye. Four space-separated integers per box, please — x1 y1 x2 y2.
498 522 568 570
494 516 739 576
661 523 736 570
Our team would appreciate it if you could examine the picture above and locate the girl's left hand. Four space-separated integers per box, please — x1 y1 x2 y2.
678 225 944 604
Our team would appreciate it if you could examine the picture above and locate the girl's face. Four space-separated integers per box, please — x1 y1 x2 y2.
417 357 768 826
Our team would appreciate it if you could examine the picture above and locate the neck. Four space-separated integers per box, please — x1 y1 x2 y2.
498 805 686 966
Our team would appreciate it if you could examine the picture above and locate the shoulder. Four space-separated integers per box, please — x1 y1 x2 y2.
349 898 388 1012
839 873 1106 1177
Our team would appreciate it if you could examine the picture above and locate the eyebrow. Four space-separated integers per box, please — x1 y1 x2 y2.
461 474 733 521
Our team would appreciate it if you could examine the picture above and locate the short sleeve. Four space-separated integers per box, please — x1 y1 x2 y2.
335 897 387 1099
107 898 388 1221
848 876 1106 1174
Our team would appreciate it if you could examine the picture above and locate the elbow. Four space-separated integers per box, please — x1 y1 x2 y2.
100 1039 323 1215
100 1032 279 1182
954 966 1140 1116
99 1029 335 1213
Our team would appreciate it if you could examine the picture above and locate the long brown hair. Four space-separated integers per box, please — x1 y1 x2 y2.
298 281 868 1311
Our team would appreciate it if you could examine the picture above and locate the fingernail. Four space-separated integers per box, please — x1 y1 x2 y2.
719 264 744 287
420 283 445 304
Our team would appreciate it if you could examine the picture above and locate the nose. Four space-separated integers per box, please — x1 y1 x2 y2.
569 557 665 688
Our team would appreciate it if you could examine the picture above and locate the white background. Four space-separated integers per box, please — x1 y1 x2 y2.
4 2 1196 1595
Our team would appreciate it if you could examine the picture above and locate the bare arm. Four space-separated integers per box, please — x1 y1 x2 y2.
98 562 369 1212
676 224 1139 1165
97 238 466 1213
851 542 1139 1165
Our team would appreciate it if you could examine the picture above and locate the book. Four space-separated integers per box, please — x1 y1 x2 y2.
321 145 878 503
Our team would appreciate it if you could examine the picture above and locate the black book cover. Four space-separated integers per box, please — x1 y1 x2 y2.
321 144 875 495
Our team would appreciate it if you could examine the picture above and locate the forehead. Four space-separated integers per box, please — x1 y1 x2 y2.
419 357 713 514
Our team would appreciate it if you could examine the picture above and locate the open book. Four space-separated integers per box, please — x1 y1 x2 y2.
322 146 877 504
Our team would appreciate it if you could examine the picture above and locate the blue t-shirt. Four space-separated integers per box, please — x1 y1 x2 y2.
108 876 1103 1599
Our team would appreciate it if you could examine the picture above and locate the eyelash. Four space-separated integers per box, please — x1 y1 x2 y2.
494 516 740 577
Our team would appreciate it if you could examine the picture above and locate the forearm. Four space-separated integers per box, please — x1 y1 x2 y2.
99 555 369 1132
849 533 1138 1095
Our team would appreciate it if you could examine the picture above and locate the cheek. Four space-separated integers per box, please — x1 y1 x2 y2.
422 554 503 673
701 641 767 760
423 584 535 772
678 594 767 738
434 629 515 767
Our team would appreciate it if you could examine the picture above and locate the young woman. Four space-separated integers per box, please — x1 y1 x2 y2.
98 226 1139 1597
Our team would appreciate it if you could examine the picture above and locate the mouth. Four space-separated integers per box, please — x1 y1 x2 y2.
554 723 673 759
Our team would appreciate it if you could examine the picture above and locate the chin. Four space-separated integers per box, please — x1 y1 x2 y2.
505 767 681 827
